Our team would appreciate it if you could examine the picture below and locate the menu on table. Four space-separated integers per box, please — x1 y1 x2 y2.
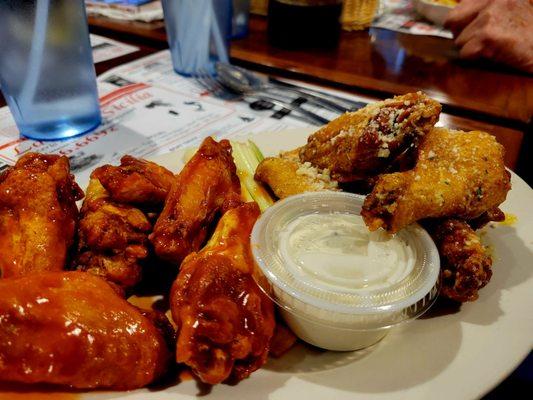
0 50 373 185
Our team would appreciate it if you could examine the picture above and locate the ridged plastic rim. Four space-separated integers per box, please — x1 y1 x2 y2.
251 192 441 322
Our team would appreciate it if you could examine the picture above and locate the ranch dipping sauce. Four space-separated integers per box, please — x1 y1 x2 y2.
251 192 440 351
279 213 415 293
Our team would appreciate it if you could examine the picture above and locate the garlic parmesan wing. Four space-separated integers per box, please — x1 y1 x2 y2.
362 128 511 233
255 154 338 199
299 92 441 182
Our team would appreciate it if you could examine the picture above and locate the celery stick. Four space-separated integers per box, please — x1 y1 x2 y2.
248 140 265 162
243 142 261 169
239 177 254 202
231 140 274 212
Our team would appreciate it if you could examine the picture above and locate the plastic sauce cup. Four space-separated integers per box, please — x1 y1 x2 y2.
251 192 440 351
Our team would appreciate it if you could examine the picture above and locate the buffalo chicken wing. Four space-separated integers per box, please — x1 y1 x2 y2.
73 155 174 293
0 271 171 389
170 202 275 384
92 155 174 208
0 153 83 278
73 178 151 293
150 137 241 265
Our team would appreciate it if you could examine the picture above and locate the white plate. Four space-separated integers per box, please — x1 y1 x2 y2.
69 129 533 399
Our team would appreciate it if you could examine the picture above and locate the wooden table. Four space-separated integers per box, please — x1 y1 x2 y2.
88 15 533 125
87 14 532 184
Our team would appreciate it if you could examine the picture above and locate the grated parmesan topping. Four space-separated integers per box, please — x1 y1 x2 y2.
377 148 391 158
329 126 355 145
296 161 339 191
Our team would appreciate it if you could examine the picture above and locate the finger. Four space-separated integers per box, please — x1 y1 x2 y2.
458 37 485 59
445 0 490 33
454 11 489 47
446 0 489 24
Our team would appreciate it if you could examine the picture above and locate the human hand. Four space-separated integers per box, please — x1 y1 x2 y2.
445 0 533 73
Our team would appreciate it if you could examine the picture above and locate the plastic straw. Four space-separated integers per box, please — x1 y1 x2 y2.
167 0 229 75
211 1 229 65
199 2 211 72
20 0 50 109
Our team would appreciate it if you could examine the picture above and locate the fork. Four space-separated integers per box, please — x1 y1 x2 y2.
194 70 330 126
215 62 365 113
195 70 241 101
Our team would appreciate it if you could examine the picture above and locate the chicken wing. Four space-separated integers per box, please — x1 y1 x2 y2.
362 128 511 233
468 207 505 230
0 153 83 278
73 177 152 294
150 137 241 265
170 202 275 384
0 271 172 389
269 319 298 358
92 155 174 208
299 92 441 182
255 154 338 200
424 219 492 302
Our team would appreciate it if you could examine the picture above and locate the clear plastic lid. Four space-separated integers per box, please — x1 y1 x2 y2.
251 192 441 330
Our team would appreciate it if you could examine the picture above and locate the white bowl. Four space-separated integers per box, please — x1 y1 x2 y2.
251 192 441 351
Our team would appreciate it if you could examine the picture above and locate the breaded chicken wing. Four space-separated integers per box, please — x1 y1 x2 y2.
92 155 174 208
0 153 83 278
362 128 511 233
150 137 241 265
73 178 151 293
424 219 492 302
0 271 171 389
170 203 275 384
255 155 338 199
299 92 441 182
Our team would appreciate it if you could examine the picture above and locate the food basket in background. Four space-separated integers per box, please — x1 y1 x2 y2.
341 0 380 30
251 0 269 15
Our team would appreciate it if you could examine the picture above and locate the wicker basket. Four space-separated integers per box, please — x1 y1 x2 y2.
341 0 379 30
251 0 269 15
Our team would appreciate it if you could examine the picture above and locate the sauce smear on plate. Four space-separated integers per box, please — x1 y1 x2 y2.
0 383 78 400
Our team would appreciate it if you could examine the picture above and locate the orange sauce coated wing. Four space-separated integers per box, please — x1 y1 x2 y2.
92 155 174 207
0 272 170 390
150 137 241 265
0 153 83 278
170 203 275 384
73 178 151 293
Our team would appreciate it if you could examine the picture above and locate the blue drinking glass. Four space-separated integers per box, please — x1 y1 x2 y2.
0 0 101 141
162 0 232 76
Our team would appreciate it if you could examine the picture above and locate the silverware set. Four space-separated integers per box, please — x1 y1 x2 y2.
194 63 366 126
